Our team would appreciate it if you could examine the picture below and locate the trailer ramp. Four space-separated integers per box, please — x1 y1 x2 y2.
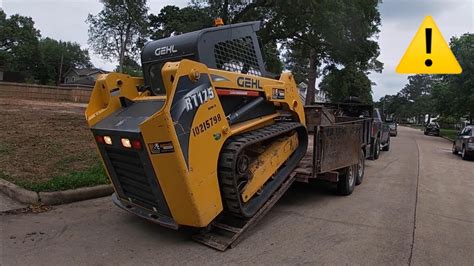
192 173 296 251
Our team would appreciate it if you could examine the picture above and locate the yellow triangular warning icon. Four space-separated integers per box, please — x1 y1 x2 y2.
396 16 462 74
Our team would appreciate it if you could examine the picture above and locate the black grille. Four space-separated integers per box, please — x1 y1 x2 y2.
214 36 262 76
105 147 164 212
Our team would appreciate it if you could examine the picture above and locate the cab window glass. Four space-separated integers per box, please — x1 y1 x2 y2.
149 63 166 95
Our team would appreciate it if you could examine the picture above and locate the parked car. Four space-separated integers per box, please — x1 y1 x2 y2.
386 119 398 137
424 122 440 136
371 108 390 159
452 125 474 160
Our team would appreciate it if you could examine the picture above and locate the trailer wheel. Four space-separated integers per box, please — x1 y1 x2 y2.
337 165 356 195
356 150 365 185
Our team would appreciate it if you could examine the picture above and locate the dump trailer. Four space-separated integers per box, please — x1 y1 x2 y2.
294 104 373 190
85 21 366 251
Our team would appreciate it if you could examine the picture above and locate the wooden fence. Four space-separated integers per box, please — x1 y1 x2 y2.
0 82 92 103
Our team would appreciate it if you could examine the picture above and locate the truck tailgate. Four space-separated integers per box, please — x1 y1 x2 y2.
314 123 362 173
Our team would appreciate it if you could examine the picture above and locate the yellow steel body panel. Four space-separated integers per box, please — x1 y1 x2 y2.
242 133 299 202
207 69 306 126
85 59 306 228
140 60 229 227
229 114 279 135
85 73 146 127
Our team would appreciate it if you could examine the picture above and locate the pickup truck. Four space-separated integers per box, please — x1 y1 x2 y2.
371 108 390 159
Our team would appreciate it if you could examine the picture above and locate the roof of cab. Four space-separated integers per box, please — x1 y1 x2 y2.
141 21 261 64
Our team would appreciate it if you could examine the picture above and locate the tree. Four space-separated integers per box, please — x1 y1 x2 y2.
149 0 382 102
283 41 312 84
377 34 472 125
377 94 409 121
87 0 148 73
195 0 274 25
0 9 41 81
278 0 382 104
149 4 284 73
114 55 142 76
320 66 373 103
444 34 473 123
149 5 212 40
398 75 438 123
37 38 92 85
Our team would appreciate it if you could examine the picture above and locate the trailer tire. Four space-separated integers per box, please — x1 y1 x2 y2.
338 165 356 195
356 150 365 185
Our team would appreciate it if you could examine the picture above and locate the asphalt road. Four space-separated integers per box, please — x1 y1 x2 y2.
1 126 473 265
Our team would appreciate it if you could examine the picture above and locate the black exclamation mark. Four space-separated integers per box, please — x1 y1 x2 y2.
425 28 433 67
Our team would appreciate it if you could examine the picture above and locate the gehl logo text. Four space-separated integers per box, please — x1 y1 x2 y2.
155 45 178 56
237 77 262 89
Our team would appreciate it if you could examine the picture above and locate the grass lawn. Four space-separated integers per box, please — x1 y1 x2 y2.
0 163 107 192
0 98 109 192
440 128 458 141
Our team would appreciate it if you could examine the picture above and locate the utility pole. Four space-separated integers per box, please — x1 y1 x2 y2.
57 53 64 86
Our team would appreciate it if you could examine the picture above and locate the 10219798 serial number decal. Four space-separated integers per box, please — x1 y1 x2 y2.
192 114 222 137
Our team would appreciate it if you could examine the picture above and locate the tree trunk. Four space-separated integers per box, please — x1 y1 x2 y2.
119 47 125 73
119 24 132 73
305 48 317 105
119 34 125 73
222 0 229 24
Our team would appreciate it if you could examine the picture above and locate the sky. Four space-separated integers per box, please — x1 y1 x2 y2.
1 0 473 100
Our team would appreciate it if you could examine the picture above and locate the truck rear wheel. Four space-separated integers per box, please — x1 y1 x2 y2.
356 150 365 185
337 165 356 195
382 136 390 151
372 138 380 160
461 146 470 160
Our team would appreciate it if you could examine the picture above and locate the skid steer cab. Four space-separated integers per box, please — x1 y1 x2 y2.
85 21 307 236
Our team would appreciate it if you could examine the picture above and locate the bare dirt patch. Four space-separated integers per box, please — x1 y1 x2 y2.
0 98 101 186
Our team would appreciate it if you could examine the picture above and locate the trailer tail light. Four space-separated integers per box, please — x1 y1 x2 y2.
371 125 377 136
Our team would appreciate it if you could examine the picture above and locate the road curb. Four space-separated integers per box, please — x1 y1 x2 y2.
0 179 39 204
0 178 113 205
39 185 114 205
440 136 454 142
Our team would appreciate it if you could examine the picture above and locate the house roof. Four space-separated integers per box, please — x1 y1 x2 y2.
63 76 96 86
65 67 108 77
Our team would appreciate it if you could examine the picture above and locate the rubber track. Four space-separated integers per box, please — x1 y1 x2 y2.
218 122 306 217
